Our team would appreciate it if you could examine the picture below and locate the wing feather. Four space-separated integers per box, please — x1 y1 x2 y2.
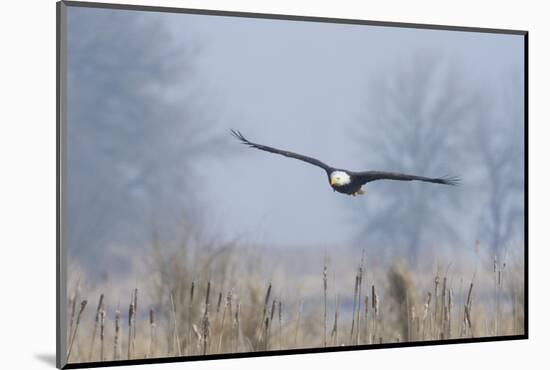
354 171 460 186
231 130 333 172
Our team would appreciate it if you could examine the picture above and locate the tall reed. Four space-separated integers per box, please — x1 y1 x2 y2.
99 308 105 361
323 263 328 347
148 308 156 358
201 281 211 355
88 293 104 361
186 280 195 355
67 300 87 362
113 308 120 360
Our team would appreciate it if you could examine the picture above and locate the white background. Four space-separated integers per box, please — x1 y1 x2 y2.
0 0 546 369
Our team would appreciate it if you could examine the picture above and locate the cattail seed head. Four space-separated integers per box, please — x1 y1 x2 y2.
79 300 88 315
216 292 223 314
100 310 105 338
128 303 134 326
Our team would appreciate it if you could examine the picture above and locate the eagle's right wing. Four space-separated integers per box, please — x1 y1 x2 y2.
231 130 333 172
354 171 460 186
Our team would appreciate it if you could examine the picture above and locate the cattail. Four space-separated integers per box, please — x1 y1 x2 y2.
216 291 223 317
148 308 156 358
257 283 272 345
68 294 76 346
228 291 234 351
190 281 195 305
331 296 339 346
496 261 505 336
434 275 440 325
214 290 223 349
410 304 416 341
270 299 277 324
264 317 270 349
278 300 283 350
186 280 195 355
323 263 328 347
466 282 474 310
88 293 104 361
406 292 411 342
113 308 120 360
356 254 364 345
372 285 379 344
462 282 474 337
422 292 432 340
264 298 277 350
216 292 223 312
464 303 472 331
99 309 105 362
127 302 134 359
133 288 138 354
441 277 447 328
234 302 241 352
262 284 272 326
201 281 211 355
350 274 359 343
67 300 87 362
67 280 80 347
364 295 369 344
493 255 500 335
205 280 211 316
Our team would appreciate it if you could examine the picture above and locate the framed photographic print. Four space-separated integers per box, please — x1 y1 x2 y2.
57 1 528 368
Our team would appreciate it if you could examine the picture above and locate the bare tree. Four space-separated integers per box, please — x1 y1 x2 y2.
66 10 229 272
473 71 524 258
351 54 474 262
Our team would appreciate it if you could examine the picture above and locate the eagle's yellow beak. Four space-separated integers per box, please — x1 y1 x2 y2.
330 178 336 186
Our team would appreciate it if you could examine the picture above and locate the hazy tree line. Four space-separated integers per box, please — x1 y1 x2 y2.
351 53 524 262
67 10 229 272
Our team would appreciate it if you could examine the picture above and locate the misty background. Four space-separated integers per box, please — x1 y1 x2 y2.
66 7 524 278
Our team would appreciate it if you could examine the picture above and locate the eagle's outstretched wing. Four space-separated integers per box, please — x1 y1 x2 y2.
354 171 460 186
231 130 333 172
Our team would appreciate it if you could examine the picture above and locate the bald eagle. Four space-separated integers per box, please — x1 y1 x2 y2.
231 130 459 196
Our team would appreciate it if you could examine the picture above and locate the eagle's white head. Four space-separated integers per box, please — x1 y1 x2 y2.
330 171 351 186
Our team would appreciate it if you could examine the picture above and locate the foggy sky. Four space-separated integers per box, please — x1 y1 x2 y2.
166 12 523 246
66 7 524 272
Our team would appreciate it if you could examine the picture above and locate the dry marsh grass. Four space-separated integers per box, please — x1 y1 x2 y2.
65 244 525 364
